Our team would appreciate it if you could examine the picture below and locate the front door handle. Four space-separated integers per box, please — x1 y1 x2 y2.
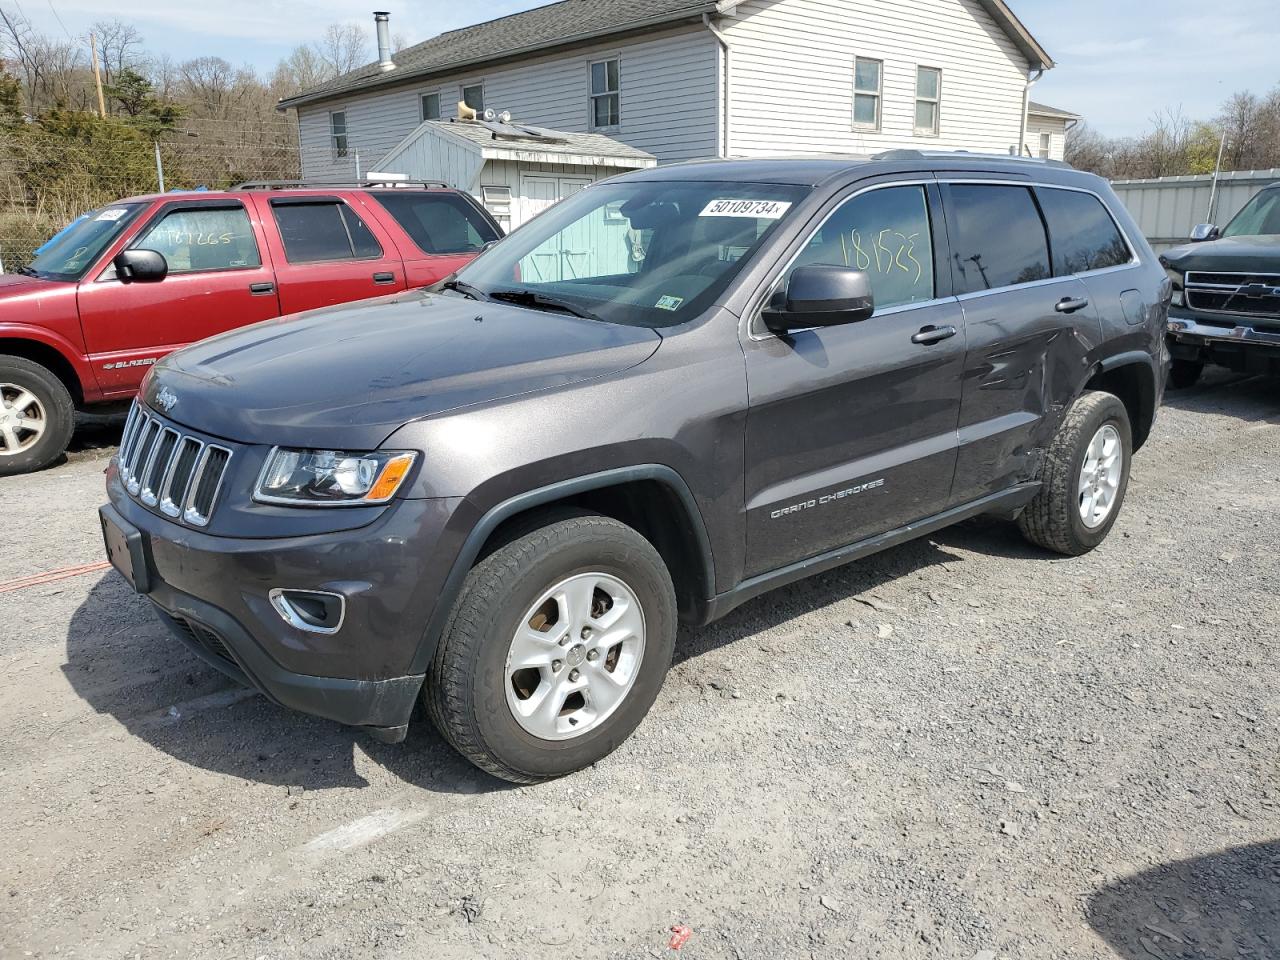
1055 296 1090 314
372 272 396 285
911 324 958 345
249 281 275 295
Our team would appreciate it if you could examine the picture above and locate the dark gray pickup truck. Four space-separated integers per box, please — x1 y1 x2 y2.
101 153 1169 783
1163 183 1280 387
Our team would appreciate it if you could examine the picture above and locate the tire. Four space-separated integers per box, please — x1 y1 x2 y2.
1169 358 1204 390
426 514 677 784
0 355 75 477
1017 390 1132 557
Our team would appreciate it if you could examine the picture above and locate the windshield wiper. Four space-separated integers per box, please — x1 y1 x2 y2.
489 289 602 321
14 265 39 278
438 278 492 302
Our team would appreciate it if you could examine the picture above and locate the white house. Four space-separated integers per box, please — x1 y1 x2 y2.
280 0 1063 214
1024 101 1080 162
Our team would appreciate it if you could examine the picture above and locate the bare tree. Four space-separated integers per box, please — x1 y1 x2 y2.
315 23 369 77
90 18 143 87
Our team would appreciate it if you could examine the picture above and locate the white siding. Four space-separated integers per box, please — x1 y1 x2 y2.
1024 117 1067 162
296 25 719 178
721 0 1032 157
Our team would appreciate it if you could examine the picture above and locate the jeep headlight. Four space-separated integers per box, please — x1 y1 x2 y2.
255 448 416 506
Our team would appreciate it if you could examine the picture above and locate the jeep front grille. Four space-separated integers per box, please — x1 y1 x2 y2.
117 401 232 527
1185 271 1280 320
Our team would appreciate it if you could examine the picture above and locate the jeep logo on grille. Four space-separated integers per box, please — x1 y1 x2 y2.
155 386 179 412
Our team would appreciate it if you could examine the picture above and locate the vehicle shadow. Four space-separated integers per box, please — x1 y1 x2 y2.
1162 369 1280 424
1086 840 1280 959
69 409 128 455
65 524 982 794
63 571 507 797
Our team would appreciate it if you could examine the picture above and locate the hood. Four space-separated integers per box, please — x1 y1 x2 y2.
0 274 44 294
146 290 661 449
1162 234 1280 273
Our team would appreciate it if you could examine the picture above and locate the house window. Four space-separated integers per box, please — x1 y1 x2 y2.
590 57 621 128
421 93 441 122
462 83 485 114
853 58 882 130
914 67 941 136
481 185 513 230
1038 131 1052 159
330 110 348 158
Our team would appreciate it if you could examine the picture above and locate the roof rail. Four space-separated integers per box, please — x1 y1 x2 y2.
872 149 1074 170
232 178 452 191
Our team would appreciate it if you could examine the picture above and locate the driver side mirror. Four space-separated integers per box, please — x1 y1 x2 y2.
114 249 168 283
1189 223 1220 242
763 265 875 333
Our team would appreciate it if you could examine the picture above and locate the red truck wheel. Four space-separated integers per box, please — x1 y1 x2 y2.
0 355 75 476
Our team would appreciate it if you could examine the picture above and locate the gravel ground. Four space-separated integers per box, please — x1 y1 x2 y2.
1 371 1277 960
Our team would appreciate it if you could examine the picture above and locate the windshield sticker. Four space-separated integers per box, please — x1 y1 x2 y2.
700 199 793 220
95 208 128 222
655 295 684 311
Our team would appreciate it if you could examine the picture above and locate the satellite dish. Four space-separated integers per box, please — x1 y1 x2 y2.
499 110 512 124
483 108 497 122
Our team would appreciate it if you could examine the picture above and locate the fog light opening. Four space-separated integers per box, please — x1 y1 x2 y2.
269 589 346 635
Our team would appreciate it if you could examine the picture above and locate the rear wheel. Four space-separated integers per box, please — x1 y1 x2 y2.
426 514 677 783
1169 358 1203 390
1018 390 1132 556
0 355 74 476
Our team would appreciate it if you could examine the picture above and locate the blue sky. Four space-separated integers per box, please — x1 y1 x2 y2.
21 0 1280 137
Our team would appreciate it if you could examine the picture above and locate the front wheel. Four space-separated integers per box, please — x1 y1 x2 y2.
426 514 677 783
1018 390 1132 556
0 355 75 476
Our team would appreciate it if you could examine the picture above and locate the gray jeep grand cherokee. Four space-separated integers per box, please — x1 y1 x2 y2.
101 153 1169 783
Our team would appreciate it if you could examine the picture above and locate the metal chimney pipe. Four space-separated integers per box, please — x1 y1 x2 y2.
374 11 395 71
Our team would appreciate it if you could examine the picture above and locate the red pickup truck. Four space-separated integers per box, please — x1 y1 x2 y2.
0 182 501 475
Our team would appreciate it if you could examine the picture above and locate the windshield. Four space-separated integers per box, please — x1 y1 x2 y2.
25 202 148 281
1222 189 1280 238
454 180 810 327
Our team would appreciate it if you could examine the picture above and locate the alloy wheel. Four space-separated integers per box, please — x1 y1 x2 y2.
0 383 47 457
505 571 646 741
1078 423 1123 529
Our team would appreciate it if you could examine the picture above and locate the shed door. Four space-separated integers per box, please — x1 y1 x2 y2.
519 174 593 280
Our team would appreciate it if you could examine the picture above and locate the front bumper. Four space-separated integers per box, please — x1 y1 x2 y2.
1168 311 1280 371
103 467 468 735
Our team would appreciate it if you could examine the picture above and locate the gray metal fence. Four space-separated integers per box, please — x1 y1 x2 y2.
1111 168 1280 252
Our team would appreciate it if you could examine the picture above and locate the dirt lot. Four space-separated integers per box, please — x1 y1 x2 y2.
2 372 1278 960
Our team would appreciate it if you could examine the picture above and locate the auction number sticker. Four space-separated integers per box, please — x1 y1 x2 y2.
700 199 793 219
95 208 128 222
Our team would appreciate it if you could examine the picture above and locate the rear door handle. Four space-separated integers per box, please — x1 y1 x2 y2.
911 324 958 345
249 281 274 295
372 272 396 285
1055 296 1090 314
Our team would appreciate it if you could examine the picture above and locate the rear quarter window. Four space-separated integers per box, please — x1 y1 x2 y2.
1036 188 1132 275
370 192 499 256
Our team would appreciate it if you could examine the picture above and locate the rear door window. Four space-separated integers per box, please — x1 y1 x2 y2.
946 185 1051 294
133 204 260 273
271 200 383 263
786 184 935 309
1036 188 1132 275
370 192 500 255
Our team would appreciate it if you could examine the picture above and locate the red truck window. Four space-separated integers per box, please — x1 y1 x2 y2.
133 204 261 273
270 200 382 263
369 191 499 256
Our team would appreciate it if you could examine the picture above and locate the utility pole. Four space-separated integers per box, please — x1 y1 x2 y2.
89 33 107 119
154 140 165 192
1206 128 1229 225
